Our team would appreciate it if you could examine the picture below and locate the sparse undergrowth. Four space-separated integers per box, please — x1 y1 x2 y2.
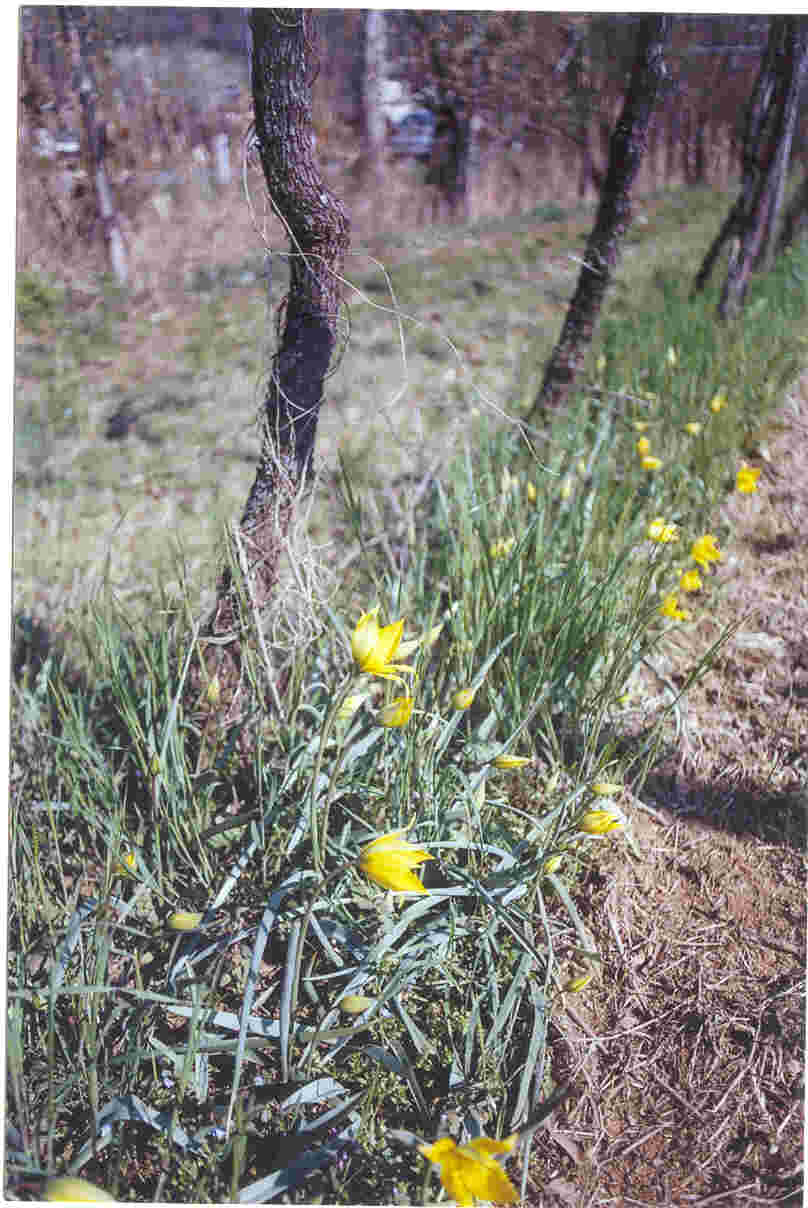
9 186 808 1203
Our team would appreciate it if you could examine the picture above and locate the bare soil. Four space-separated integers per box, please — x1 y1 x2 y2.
525 375 807 1205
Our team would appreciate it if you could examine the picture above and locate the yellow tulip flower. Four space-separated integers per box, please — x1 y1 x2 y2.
418 1135 518 1206
690 534 722 570
736 463 761 494
646 517 679 544
635 436 651 457
359 827 433 894
641 455 663 471
377 696 414 728
579 808 624 835
452 687 476 711
351 607 414 681
679 568 702 593
659 594 690 621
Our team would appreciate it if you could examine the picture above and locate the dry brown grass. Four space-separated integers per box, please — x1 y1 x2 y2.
520 376 807 1207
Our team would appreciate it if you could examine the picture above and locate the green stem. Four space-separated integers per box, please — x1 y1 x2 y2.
309 675 357 875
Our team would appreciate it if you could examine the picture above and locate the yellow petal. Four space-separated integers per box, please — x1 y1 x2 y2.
377 696 414 728
351 608 380 666
359 829 433 894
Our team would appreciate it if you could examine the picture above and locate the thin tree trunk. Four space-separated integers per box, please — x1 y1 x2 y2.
363 10 388 196
60 7 128 286
205 10 350 715
777 171 808 254
526 16 671 422
693 17 808 314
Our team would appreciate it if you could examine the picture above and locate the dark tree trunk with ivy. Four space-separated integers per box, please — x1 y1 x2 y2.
692 17 808 318
205 9 350 715
526 16 671 421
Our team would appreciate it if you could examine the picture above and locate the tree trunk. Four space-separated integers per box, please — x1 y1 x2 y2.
60 7 128 286
776 171 808 254
205 9 350 715
719 18 808 315
526 16 671 422
363 10 388 195
693 17 808 315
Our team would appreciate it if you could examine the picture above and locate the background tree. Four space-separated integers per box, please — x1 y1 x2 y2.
693 16 808 318
205 9 350 713
526 15 672 421
361 10 388 194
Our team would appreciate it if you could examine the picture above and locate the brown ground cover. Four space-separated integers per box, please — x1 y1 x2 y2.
524 375 807 1206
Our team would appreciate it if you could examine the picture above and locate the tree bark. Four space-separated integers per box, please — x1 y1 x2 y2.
776 170 808 254
205 10 350 714
693 17 808 315
362 10 388 195
60 7 128 286
526 16 671 422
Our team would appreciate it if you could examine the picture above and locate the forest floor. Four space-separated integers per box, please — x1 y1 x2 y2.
523 373 807 1207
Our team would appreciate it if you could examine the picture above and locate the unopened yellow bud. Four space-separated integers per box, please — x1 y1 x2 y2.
565 972 594 993
338 994 376 1015
493 753 533 770
166 911 203 932
113 850 137 878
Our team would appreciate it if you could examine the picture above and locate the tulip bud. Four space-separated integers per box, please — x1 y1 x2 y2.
166 911 203 932
452 688 475 711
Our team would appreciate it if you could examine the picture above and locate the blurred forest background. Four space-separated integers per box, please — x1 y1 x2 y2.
17 9 806 283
